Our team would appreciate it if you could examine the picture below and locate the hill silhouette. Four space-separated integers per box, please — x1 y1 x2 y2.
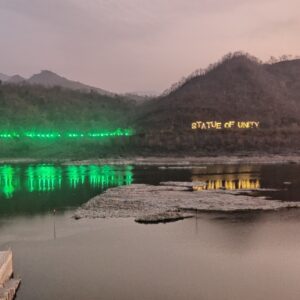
7 75 26 84
27 70 114 96
0 73 10 82
131 53 300 154
136 53 300 131
1 70 115 96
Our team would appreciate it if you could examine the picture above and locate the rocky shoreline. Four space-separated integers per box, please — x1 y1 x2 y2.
2 153 300 165
66 154 300 166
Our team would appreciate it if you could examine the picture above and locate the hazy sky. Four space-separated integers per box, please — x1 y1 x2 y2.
0 0 299 93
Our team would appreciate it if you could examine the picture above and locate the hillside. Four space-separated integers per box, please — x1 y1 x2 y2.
0 84 134 130
0 84 136 157
266 59 300 101
136 54 300 131
131 53 300 154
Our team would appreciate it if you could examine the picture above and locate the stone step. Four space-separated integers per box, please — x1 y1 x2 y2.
0 279 21 300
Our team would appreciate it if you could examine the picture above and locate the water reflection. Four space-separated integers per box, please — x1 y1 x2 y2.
192 165 260 190
193 177 260 191
0 165 20 198
0 164 133 199
26 165 62 193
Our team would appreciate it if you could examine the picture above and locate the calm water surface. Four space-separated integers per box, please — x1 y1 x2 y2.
1 163 300 300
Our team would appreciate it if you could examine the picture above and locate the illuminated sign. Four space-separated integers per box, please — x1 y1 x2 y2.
191 121 260 130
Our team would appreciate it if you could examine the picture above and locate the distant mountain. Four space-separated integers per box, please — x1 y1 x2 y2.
122 90 159 104
0 73 10 82
122 93 154 104
7 75 26 84
27 70 114 96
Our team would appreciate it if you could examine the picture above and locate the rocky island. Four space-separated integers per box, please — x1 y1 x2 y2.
74 182 300 224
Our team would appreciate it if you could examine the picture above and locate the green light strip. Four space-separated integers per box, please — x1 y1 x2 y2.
0 129 134 139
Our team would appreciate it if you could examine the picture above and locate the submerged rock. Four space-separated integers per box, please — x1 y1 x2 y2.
160 181 206 188
135 211 194 224
158 166 207 170
74 183 300 223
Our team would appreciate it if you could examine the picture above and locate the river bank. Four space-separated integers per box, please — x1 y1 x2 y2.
2 153 300 165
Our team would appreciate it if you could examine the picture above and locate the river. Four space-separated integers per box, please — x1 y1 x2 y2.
1 163 300 300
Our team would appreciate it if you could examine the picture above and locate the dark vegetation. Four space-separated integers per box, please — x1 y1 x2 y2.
1 52 300 158
0 84 135 158
0 84 134 130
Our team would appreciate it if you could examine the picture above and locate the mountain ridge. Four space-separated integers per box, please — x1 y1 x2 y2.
8 74 26 84
27 70 115 96
1 70 115 97
0 73 10 82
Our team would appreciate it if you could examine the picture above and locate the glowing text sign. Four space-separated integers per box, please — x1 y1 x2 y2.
191 121 260 130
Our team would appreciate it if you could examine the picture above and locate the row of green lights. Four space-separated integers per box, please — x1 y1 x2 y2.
25 133 61 138
0 133 20 138
0 129 134 139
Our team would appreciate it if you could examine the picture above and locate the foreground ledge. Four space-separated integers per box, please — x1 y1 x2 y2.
0 250 21 300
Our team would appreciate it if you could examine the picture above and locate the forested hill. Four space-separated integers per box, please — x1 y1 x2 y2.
136 53 300 131
0 84 135 131
130 53 300 154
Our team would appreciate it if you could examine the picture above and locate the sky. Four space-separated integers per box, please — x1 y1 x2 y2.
0 0 300 94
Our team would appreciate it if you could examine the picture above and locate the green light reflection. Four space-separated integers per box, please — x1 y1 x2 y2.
26 165 62 192
0 164 133 199
0 165 20 199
